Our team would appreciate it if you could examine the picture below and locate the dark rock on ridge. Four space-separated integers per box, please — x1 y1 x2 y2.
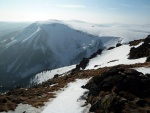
129 35 150 60
116 43 122 47
82 66 150 113
73 49 102 71
107 46 115 50
146 56 150 62
129 39 144 46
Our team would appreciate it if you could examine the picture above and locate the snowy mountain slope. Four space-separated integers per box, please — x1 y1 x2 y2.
0 36 150 113
30 65 76 85
1 19 149 92
0 21 103 91
85 44 147 70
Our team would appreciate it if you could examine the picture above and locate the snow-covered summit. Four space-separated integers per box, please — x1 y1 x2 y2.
0 20 103 91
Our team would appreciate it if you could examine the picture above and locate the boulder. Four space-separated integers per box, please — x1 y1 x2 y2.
83 66 150 112
129 35 150 59
116 43 122 47
144 35 150 44
146 56 150 62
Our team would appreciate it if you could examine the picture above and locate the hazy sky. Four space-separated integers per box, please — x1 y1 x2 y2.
0 0 150 24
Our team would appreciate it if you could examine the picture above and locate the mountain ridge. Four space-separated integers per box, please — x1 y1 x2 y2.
0 36 149 112
0 21 103 91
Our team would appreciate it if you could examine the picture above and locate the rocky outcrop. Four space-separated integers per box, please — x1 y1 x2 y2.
75 58 89 70
107 46 115 50
129 39 144 46
89 49 102 59
82 66 150 113
73 49 102 71
144 35 150 44
129 35 150 59
146 56 150 62
116 43 122 47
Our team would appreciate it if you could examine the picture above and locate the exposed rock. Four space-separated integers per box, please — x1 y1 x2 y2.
89 49 102 59
116 43 122 47
129 35 150 59
75 58 89 70
144 35 150 44
73 49 102 71
53 74 60 79
146 56 150 62
129 39 144 46
136 99 148 107
107 46 115 50
82 66 150 112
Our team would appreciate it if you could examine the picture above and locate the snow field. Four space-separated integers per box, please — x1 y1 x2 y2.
86 45 146 70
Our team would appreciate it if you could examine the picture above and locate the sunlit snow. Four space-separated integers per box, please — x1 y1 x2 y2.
134 67 150 74
85 45 146 70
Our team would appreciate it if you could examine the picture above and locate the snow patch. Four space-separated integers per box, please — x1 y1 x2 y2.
41 79 90 113
134 67 150 74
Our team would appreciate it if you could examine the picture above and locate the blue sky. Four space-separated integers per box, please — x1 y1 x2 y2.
0 0 150 24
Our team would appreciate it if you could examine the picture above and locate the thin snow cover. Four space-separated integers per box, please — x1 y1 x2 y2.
42 79 90 113
86 45 147 69
0 104 43 113
134 67 150 74
31 65 76 84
